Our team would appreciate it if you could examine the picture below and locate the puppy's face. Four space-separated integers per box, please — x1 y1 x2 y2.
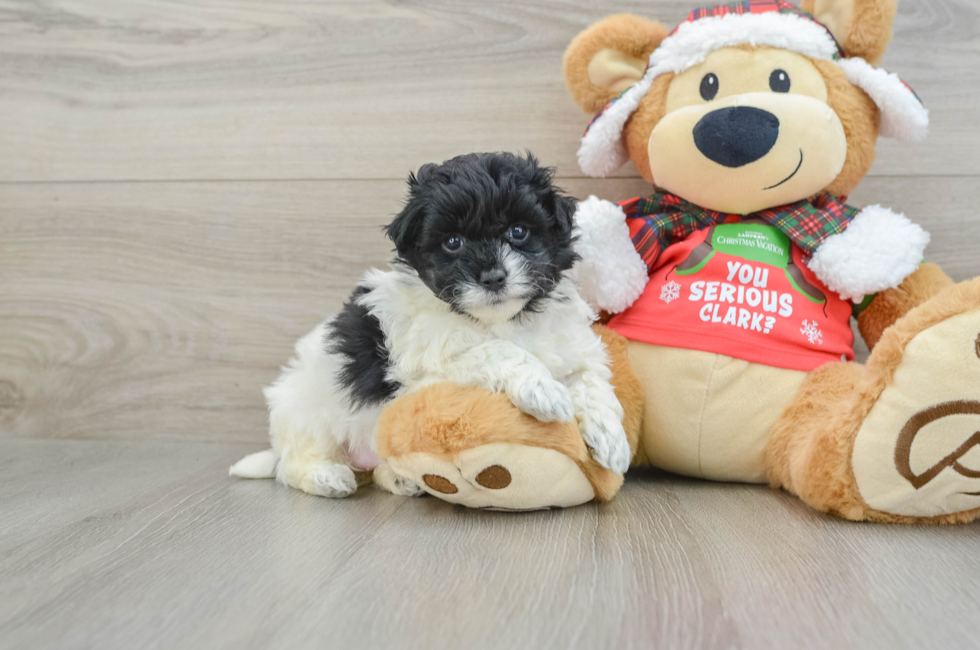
386 153 578 324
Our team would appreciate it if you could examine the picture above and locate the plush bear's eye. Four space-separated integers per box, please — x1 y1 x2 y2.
442 235 465 253
700 73 719 101
769 69 791 93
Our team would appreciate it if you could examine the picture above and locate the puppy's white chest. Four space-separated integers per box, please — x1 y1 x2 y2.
365 270 598 388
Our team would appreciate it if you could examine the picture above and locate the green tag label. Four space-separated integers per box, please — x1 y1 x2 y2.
711 224 790 269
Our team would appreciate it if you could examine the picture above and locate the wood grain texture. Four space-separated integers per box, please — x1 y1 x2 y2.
1 439 977 650
1 176 976 443
2 2 979 646
0 0 978 181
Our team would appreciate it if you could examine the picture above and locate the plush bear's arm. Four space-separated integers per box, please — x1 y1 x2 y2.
807 205 930 302
572 196 649 313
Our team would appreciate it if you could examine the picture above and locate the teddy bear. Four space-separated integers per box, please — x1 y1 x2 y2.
377 0 980 522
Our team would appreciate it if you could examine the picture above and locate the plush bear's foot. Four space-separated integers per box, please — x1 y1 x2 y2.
387 442 598 510
376 382 634 510
851 304 980 519
374 326 644 510
767 278 980 523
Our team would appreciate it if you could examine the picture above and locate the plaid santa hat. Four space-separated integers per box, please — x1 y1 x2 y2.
579 0 930 178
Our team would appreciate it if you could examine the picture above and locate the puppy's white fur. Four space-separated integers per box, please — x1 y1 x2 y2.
231 266 631 497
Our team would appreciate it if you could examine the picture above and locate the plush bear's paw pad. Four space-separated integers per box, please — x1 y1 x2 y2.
511 378 575 423
310 463 357 498
388 444 595 510
852 309 980 518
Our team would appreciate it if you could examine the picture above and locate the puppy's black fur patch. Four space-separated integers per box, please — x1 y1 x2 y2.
327 286 400 410
385 152 579 319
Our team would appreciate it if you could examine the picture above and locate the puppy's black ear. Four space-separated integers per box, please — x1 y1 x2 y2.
385 184 427 265
518 151 576 236
553 193 577 237
519 152 554 195
385 201 425 258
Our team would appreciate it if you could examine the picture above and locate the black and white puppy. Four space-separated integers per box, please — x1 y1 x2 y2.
230 152 631 497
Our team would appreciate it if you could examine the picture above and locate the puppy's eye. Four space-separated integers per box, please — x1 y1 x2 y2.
442 235 465 253
769 69 791 93
507 225 529 243
700 73 719 101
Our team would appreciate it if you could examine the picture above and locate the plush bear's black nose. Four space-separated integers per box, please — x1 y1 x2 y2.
479 268 507 292
693 106 780 168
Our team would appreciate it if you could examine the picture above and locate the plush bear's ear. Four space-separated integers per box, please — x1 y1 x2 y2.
802 0 897 65
562 14 667 114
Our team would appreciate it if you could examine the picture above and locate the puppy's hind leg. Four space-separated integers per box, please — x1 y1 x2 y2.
273 433 358 498
282 461 358 498
264 321 359 498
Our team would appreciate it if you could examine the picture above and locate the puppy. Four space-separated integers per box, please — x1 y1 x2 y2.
230 152 631 497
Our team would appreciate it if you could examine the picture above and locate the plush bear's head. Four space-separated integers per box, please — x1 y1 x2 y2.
563 0 928 215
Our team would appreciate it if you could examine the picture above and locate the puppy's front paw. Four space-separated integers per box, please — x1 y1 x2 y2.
373 462 425 497
310 463 358 498
579 412 631 474
510 377 575 423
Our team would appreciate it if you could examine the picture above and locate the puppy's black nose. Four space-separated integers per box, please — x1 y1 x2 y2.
693 106 780 168
479 268 507 292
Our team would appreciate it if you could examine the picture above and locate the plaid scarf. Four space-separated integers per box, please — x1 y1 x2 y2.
620 191 859 272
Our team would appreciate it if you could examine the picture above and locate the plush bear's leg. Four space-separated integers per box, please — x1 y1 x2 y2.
375 325 643 508
377 384 616 508
765 361 870 519
766 277 980 523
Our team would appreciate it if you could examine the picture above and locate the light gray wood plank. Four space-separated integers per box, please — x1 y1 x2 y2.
1 176 976 443
0 438 257 555
0 0 977 182
0 439 977 650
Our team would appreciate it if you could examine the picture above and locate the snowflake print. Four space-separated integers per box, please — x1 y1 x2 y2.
660 280 682 304
800 319 823 345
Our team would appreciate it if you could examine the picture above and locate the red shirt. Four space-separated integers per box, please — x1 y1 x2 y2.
608 219 854 371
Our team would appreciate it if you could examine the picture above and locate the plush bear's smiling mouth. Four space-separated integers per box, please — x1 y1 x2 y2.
764 149 804 190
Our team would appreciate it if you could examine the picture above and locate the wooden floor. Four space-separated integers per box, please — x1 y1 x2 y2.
1 1 978 648
3 439 980 650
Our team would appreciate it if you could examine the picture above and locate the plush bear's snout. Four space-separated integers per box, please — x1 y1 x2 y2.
693 106 780 168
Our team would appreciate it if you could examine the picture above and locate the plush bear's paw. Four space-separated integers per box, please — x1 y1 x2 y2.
809 205 929 302
373 461 425 497
509 376 575 423
578 411 632 474
309 463 358 498
386 443 596 510
852 304 980 519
